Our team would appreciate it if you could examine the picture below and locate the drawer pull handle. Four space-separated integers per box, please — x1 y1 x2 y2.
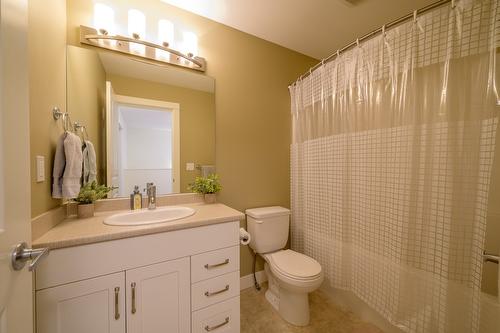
205 284 229 297
114 287 120 320
131 282 137 314
204 259 229 269
205 317 230 331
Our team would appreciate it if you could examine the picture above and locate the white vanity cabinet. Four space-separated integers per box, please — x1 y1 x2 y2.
126 258 191 333
36 272 126 333
34 221 240 333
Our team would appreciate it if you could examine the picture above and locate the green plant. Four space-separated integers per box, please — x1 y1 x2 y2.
188 174 222 194
74 181 115 204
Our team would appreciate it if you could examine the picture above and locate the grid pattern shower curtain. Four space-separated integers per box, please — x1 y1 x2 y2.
290 1 499 332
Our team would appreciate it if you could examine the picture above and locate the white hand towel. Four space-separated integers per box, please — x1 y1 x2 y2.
62 132 83 198
82 140 97 185
52 132 67 198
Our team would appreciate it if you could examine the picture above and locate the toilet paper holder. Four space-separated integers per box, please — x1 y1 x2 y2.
483 250 499 264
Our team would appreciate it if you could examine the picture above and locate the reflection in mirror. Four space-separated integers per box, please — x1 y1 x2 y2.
67 45 215 198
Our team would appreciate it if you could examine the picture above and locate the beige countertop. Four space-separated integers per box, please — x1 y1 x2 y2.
33 203 245 250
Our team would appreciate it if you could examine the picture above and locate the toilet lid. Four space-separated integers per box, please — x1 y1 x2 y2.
267 250 322 279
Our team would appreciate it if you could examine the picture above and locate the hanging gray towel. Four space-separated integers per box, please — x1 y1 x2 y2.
62 132 83 198
52 132 67 198
82 140 97 185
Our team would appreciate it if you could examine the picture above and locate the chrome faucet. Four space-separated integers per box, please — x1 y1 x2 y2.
146 182 156 210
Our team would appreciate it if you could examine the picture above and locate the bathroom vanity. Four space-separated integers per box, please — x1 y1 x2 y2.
32 203 243 333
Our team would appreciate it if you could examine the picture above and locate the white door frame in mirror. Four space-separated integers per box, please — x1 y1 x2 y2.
105 81 180 196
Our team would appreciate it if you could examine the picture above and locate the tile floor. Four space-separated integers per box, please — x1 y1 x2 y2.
240 284 383 333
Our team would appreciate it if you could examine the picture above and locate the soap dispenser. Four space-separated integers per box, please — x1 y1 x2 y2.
130 185 142 210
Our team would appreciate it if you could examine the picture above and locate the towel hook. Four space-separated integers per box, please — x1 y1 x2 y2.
52 107 63 120
413 10 418 23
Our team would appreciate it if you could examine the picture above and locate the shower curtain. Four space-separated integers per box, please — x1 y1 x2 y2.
290 1 499 332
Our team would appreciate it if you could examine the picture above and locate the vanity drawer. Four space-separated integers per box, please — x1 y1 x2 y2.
191 271 240 311
191 246 239 283
192 296 240 333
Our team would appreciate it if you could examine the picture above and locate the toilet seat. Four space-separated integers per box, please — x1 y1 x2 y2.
264 249 322 281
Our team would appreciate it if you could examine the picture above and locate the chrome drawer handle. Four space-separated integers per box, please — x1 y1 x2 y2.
114 287 120 320
204 259 229 269
205 317 229 331
131 282 137 314
204 285 229 297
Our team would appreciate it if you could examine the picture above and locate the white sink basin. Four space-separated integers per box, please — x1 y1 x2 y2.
103 206 196 226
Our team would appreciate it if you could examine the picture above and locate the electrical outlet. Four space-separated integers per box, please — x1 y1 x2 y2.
186 162 195 171
36 155 45 182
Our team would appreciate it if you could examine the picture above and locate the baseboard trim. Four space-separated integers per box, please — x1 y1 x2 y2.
240 270 267 290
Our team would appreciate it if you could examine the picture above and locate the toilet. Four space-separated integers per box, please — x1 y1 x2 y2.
246 206 323 326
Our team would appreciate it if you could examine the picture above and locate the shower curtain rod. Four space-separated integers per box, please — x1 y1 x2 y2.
289 0 453 88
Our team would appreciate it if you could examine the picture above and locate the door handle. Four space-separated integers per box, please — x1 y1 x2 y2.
11 242 49 271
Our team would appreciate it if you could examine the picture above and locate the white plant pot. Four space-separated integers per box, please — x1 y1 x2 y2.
77 203 95 219
204 193 217 204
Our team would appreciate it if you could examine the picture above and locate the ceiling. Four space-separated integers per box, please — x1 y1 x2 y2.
160 0 437 59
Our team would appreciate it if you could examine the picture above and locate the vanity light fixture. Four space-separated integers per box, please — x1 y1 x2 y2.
80 25 206 72
84 4 205 71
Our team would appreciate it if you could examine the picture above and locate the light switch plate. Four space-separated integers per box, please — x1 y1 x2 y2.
186 162 195 171
36 155 45 182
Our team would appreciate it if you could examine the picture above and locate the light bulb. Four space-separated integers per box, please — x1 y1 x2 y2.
157 19 174 60
128 9 146 55
182 31 198 57
94 3 114 35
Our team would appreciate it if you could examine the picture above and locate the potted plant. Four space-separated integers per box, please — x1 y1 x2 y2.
188 173 222 204
74 181 115 218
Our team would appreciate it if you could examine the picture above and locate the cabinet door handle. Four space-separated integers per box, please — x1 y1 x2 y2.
114 287 120 320
205 317 229 331
204 285 229 297
204 259 229 269
131 282 137 314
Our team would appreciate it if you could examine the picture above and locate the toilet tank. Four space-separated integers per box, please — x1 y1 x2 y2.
246 206 291 254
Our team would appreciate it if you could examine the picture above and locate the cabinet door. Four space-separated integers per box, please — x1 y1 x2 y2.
36 272 125 333
126 257 190 333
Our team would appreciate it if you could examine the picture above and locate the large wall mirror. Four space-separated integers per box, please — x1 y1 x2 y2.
66 45 215 198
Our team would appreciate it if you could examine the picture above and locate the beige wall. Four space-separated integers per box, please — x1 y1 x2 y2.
29 0 67 217
107 74 216 192
67 46 106 183
65 0 317 276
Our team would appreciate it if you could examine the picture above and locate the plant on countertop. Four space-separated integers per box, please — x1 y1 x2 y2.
188 173 222 194
74 181 115 204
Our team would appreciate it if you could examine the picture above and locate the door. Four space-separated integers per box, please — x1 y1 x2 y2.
106 81 119 197
0 1 33 332
36 272 126 333
106 92 180 196
126 257 190 333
